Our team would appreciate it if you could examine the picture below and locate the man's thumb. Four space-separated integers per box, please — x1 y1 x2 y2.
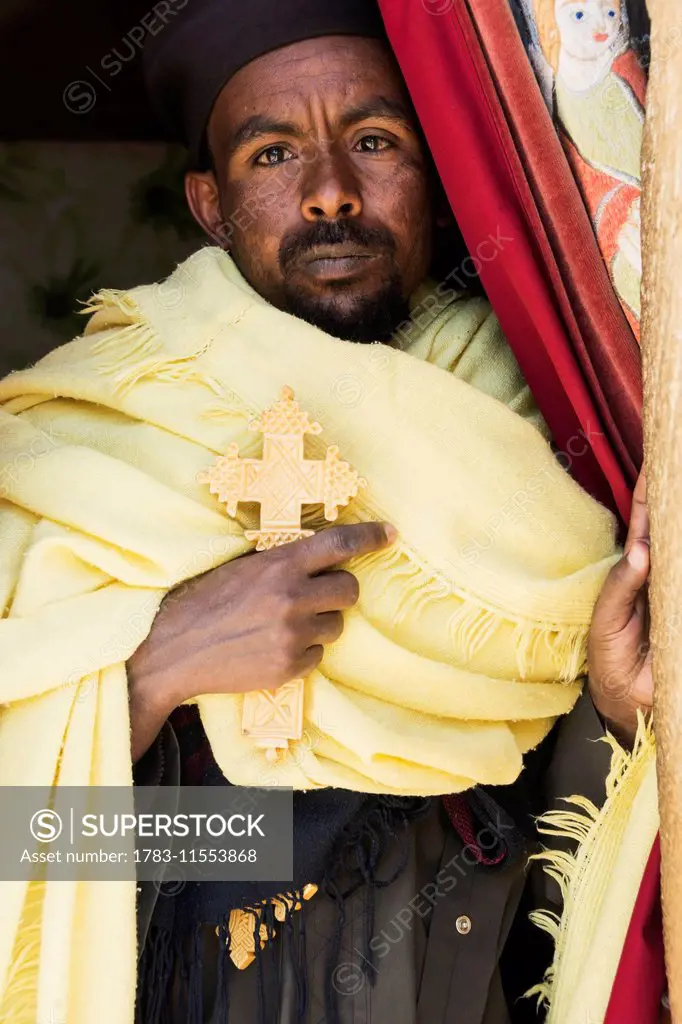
626 539 650 575
595 541 649 635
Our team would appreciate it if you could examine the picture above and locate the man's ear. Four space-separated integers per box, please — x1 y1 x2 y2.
185 171 230 247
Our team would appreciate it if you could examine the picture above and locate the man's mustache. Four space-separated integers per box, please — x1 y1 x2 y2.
279 220 396 274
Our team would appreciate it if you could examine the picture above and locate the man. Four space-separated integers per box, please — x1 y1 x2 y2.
132 0 651 1018
0 1 653 1023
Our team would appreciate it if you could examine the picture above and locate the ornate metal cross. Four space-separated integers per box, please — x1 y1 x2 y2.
200 386 364 760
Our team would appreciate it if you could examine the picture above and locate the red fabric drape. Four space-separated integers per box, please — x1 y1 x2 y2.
468 0 642 484
378 0 635 523
604 838 666 1024
378 0 662 1018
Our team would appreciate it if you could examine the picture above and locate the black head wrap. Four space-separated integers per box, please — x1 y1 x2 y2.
143 0 387 167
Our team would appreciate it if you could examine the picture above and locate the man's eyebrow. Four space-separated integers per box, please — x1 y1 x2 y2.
338 97 416 131
229 114 301 153
228 97 416 154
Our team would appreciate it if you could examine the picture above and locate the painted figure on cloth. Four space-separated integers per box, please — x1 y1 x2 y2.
531 0 645 337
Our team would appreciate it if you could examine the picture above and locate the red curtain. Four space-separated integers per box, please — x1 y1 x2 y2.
605 839 666 1024
378 0 662 1018
378 0 640 524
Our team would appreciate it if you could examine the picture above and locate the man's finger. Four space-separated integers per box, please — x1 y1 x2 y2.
309 611 345 646
297 522 397 574
305 570 360 612
296 644 325 678
625 468 649 554
593 541 650 637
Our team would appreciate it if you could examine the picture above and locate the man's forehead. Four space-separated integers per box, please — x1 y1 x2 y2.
144 0 388 165
218 35 405 125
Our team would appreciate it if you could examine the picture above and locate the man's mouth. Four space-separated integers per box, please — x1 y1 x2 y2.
594 32 610 42
299 245 381 282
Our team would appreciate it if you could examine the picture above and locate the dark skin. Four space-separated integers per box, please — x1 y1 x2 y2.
128 35 652 762
128 522 397 760
184 36 434 340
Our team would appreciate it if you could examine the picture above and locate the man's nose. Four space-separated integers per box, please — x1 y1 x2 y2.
300 150 362 222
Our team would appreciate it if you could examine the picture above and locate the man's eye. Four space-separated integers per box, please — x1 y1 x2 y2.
254 146 293 166
355 135 391 153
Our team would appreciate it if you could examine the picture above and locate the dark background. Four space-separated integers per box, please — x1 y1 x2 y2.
0 0 651 143
0 0 166 142
0 1 207 375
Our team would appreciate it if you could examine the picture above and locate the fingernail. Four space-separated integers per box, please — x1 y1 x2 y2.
627 542 648 572
384 523 398 543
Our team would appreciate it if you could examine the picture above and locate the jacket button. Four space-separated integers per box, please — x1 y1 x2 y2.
456 915 472 935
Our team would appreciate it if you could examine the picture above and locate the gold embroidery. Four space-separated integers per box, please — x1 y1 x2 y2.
220 884 319 970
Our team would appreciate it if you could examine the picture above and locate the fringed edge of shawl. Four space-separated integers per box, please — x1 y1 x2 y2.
79 288 227 398
349 543 591 683
0 881 46 1023
525 712 656 1016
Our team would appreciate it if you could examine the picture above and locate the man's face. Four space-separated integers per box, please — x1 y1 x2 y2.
185 36 434 342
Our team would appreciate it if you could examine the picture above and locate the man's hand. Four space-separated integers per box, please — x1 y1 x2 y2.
127 521 397 761
588 470 652 747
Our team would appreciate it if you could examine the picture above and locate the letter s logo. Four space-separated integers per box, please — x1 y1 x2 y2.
30 809 63 843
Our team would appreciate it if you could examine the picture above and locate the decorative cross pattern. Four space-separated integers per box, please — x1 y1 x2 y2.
200 386 364 759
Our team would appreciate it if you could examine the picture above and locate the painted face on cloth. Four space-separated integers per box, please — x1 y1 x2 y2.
555 0 623 61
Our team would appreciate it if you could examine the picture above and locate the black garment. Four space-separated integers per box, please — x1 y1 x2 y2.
167 801 526 1024
136 708 522 1024
142 0 386 166
134 693 611 1023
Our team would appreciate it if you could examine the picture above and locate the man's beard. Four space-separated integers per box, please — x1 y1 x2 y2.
278 221 410 344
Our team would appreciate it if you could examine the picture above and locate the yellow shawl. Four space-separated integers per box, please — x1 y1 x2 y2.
0 247 629 1021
